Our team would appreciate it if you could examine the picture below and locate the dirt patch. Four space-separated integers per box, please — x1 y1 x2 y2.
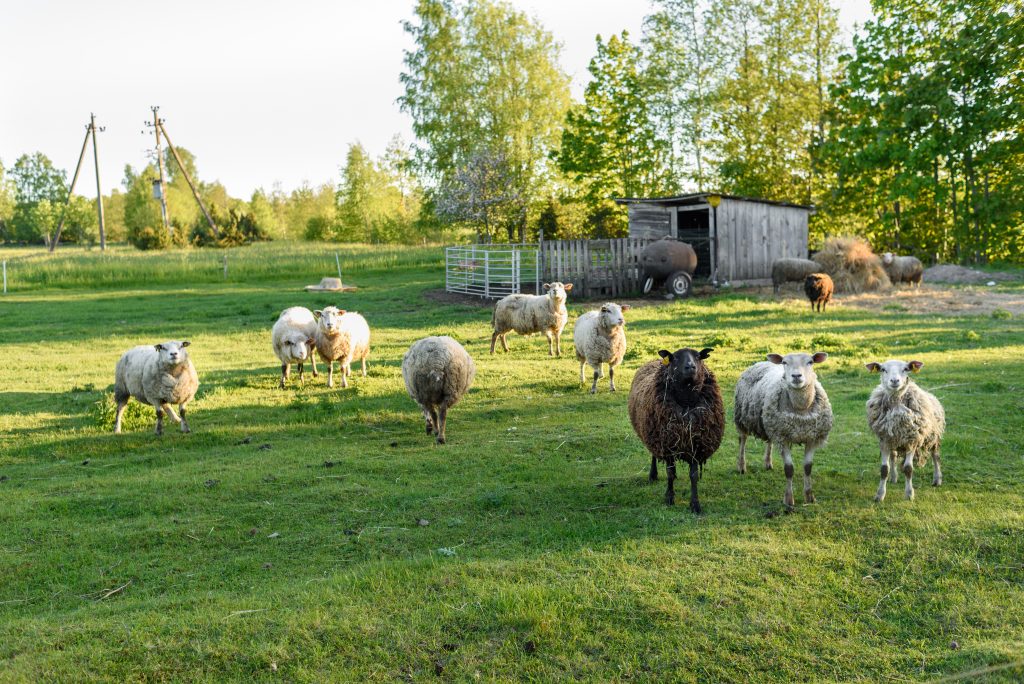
922 264 1017 284
834 284 1024 316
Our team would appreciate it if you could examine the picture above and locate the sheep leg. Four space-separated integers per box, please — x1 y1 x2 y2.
649 455 658 482
664 456 676 506
555 331 562 357
764 442 773 470
280 363 289 389
113 396 128 434
579 361 586 384
737 432 747 474
310 352 318 377
341 362 350 388
546 331 555 357
875 444 891 502
609 366 617 392
435 405 448 445
298 362 304 383
903 453 915 500
327 361 334 388
590 367 599 394
688 461 702 514
490 331 498 355
154 404 165 436
889 451 899 483
782 446 795 508
361 356 367 377
932 448 942 486
179 404 190 433
802 447 816 503
423 408 434 435
163 404 182 424
501 333 509 352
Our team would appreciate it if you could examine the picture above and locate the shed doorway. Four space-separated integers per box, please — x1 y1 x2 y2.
675 207 712 279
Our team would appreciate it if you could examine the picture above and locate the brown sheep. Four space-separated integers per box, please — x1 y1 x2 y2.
804 273 834 312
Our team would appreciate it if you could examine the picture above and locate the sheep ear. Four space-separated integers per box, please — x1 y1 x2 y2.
865 362 881 373
313 310 322 319
908 360 923 373
154 344 163 351
766 353 783 364
699 347 713 359
337 309 347 315
658 349 673 365
563 283 573 291
308 338 315 346
181 341 190 348
811 351 828 364
543 283 551 291
621 304 631 311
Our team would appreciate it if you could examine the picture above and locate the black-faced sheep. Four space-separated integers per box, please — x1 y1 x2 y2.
313 307 371 388
490 282 573 356
772 258 821 294
881 253 924 287
865 359 945 502
271 306 318 388
114 340 199 435
402 336 475 444
628 348 725 513
804 273 834 312
573 302 629 393
734 352 833 508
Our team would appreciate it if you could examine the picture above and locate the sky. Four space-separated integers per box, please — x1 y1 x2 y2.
0 0 874 198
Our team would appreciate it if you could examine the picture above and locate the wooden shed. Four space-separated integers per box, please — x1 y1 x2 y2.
615 193 814 284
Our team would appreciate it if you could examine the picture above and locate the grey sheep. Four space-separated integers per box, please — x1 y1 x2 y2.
865 359 945 502
772 258 821 294
881 253 923 287
491 282 573 356
402 336 475 444
114 340 199 435
271 306 318 388
734 352 834 508
573 302 629 393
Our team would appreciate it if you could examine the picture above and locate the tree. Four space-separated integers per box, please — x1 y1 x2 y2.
8 153 67 244
435 148 522 241
0 160 15 242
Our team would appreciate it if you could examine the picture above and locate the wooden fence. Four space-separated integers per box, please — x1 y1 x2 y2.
540 237 655 298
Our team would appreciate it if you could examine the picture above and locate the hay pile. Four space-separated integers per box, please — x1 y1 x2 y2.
812 237 891 293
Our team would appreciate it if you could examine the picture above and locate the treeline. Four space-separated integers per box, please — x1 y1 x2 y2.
1 0 1020 262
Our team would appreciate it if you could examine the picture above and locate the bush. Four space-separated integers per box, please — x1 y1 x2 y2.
191 208 271 248
128 224 173 250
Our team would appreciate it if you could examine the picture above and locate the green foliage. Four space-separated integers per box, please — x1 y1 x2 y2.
92 394 149 432
992 308 1012 320
6 152 68 244
331 139 422 244
191 207 271 248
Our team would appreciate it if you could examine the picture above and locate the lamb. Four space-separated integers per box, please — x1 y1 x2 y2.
402 336 476 444
573 302 630 393
490 282 573 356
734 352 833 508
865 359 945 502
313 307 370 388
628 347 725 512
113 340 199 435
881 253 924 287
772 258 821 294
804 272 834 312
271 306 318 388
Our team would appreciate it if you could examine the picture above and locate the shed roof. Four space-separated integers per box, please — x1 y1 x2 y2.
614 192 815 212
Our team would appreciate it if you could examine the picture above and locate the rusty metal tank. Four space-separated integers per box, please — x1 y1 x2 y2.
640 238 698 297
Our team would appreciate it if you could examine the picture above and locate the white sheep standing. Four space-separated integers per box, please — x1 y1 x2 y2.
573 302 630 393
865 359 945 502
734 352 834 507
490 282 573 356
113 340 199 435
271 306 318 388
881 252 924 287
402 336 475 444
313 307 371 388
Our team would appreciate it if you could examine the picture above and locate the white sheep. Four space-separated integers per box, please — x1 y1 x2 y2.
113 340 199 435
881 253 923 287
313 307 371 389
573 302 630 393
490 282 573 356
734 352 833 507
865 359 945 502
271 306 318 388
402 336 475 444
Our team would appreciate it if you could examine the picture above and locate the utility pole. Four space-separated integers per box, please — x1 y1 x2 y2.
90 113 106 250
145 106 172 235
49 123 92 252
158 120 218 237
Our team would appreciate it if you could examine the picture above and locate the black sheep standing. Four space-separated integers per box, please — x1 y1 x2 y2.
628 348 726 512
804 273 834 312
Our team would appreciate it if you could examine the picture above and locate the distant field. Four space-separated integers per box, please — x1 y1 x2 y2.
1 242 1022 682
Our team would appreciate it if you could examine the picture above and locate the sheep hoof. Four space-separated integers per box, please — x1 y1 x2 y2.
689 501 703 515
589 387 597 395
905 490 915 501
932 478 942 487
874 493 885 503
425 424 433 435
737 464 746 474
783 494 795 508
436 436 446 445
181 425 191 434
765 462 773 471
664 492 675 506
804 491 816 504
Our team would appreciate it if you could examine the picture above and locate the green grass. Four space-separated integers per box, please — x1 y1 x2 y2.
1 242 1022 682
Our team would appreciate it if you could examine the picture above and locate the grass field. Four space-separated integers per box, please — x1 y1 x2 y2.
1 242 1022 682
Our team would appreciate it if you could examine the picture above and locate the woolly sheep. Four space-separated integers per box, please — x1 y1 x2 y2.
313 307 370 389
271 306 318 388
628 347 725 512
573 302 630 393
402 336 475 444
772 258 821 294
490 282 573 356
804 273 834 312
734 352 833 508
113 340 199 435
881 253 924 287
865 359 945 502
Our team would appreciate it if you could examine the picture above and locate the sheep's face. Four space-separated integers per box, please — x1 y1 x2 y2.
154 340 190 367
866 359 922 394
882 252 895 264
659 347 712 384
314 307 346 334
283 332 314 361
767 351 827 389
598 303 629 330
543 282 572 304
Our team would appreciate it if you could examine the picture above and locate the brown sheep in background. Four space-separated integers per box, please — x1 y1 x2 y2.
804 273 834 312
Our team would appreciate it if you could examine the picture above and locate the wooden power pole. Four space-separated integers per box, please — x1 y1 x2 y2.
146 106 172 235
90 113 106 250
159 119 218 237
50 115 105 252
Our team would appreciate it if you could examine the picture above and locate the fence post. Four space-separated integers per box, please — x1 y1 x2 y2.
223 255 228 280
2 260 6 294
484 250 490 298
335 252 342 280
445 247 449 292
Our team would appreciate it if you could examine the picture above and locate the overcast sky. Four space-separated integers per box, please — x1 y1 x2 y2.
0 0 873 198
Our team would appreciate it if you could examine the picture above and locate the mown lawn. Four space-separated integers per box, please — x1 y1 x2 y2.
0 243 1022 682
